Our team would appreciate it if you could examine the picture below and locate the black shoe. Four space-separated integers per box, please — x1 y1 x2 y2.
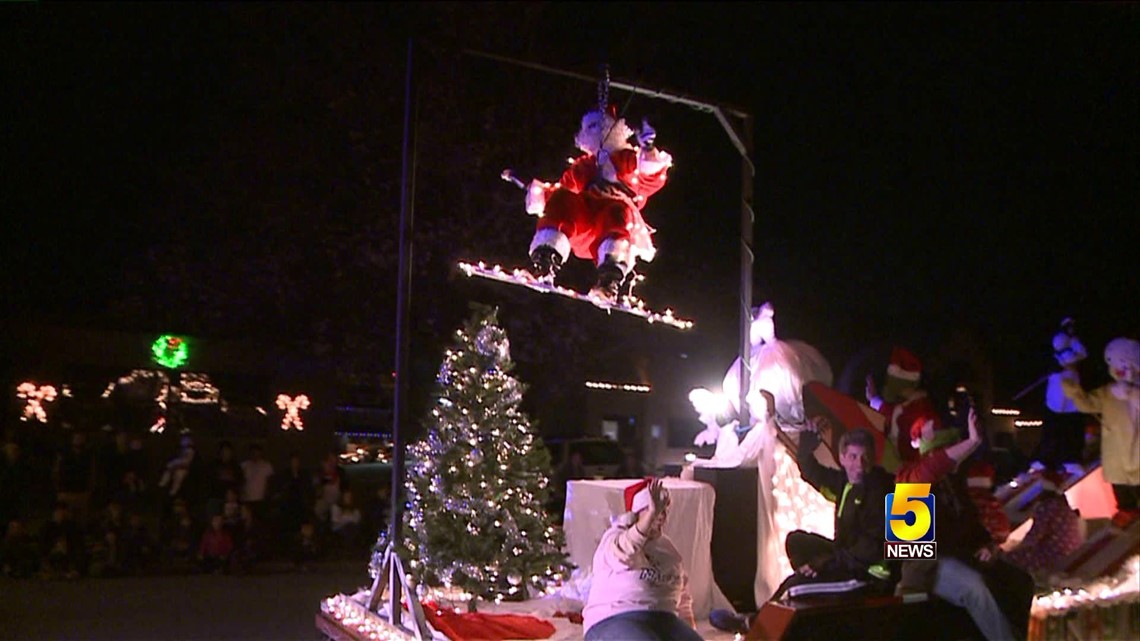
591 262 625 301
530 246 562 281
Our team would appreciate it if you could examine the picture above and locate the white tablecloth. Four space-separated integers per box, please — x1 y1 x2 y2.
562 478 731 619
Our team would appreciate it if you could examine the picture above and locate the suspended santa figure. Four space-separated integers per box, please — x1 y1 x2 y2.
525 104 672 301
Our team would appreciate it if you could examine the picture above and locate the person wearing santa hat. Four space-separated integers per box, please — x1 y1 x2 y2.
866 347 938 465
526 105 672 301
1005 470 1083 576
965 460 1012 546
582 477 700 641
895 401 983 485
894 406 1035 641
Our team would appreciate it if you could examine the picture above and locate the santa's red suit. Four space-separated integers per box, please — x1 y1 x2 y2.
872 393 936 464
531 148 667 267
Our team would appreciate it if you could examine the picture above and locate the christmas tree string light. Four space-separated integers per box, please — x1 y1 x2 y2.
382 305 570 604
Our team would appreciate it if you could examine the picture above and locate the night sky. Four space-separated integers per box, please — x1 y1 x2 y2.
3 3 1137 402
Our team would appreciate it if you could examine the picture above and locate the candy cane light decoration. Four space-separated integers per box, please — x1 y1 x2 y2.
276 394 311 430
17 382 58 423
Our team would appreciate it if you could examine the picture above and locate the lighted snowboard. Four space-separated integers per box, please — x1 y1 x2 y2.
457 261 694 330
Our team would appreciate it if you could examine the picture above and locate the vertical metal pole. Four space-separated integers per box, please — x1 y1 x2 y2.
390 37 416 627
738 115 755 431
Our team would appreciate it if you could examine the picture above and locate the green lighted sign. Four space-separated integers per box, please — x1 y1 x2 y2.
151 335 189 369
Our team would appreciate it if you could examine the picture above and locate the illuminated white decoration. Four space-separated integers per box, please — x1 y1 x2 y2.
991 408 1021 416
17 382 57 423
1030 555 1140 618
319 593 418 641
457 261 694 330
585 381 651 393
769 441 836 580
149 416 167 434
1015 419 1045 428
276 394 310 430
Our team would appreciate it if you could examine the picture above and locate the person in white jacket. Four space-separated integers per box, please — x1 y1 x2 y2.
582 478 701 641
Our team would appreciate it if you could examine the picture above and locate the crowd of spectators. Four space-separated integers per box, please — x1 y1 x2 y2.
0 427 389 580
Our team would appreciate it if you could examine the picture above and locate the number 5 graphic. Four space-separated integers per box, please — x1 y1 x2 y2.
886 483 935 541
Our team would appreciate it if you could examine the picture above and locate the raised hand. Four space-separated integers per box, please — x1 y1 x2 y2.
865 374 878 404
647 478 670 516
637 119 656 148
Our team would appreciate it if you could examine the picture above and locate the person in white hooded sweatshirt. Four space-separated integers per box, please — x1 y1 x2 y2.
582 477 701 641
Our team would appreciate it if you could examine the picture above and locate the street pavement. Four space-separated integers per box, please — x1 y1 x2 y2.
0 561 368 640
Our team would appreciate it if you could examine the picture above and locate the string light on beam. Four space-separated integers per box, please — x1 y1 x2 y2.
276 394 311 430
991 408 1021 416
1014 419 1044 428
584 381 651 393
17 382 57 423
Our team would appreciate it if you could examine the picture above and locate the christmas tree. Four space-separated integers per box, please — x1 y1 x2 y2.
400 304 570 603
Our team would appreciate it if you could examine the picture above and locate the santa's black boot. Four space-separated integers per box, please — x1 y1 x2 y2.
529 245 562 281
591 261 625 302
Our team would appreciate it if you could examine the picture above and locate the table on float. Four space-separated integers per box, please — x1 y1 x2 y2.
562 478 730 619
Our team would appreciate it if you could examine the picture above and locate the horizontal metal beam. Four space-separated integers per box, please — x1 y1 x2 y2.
461 49 751 121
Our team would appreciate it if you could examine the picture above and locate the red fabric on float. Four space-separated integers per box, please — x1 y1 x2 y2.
422 602 556 641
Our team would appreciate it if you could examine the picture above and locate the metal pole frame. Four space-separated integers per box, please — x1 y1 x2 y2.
389 37 417 631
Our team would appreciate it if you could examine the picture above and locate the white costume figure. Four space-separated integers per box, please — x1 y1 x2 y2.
1037 318 1089 474
687 303 836 601
690 303 833 456
1062 337 1140 516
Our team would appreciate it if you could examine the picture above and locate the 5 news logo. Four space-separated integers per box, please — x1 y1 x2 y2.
884 483 937 561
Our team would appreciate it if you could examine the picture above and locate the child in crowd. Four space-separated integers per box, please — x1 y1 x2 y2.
197 514 233 574
293 521 320 572
1 519 38 578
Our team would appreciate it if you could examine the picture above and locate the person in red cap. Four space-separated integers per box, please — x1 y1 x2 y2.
965 460 1012 545
526 106 672 301
893 405 1035 641
866 347 938 465
581 477 701 641
895 403 983 485
1005 470 1083 577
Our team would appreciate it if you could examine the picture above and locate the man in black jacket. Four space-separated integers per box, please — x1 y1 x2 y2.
771 422 895 600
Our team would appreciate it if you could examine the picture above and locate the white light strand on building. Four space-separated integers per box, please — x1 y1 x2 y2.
584 381 651 393
17 382 57 423
177 373 221 405
1014 419 1044 428
991 408 1021 416
276 394 311 430
1031 555 1140 617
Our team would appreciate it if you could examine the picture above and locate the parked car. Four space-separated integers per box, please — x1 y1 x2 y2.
544 436 625 480
542 437 626 523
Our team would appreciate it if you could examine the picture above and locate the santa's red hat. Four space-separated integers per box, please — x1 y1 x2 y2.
1039 470 1065 493
624 478 654 514
967 461 996 488
887 347 923 382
